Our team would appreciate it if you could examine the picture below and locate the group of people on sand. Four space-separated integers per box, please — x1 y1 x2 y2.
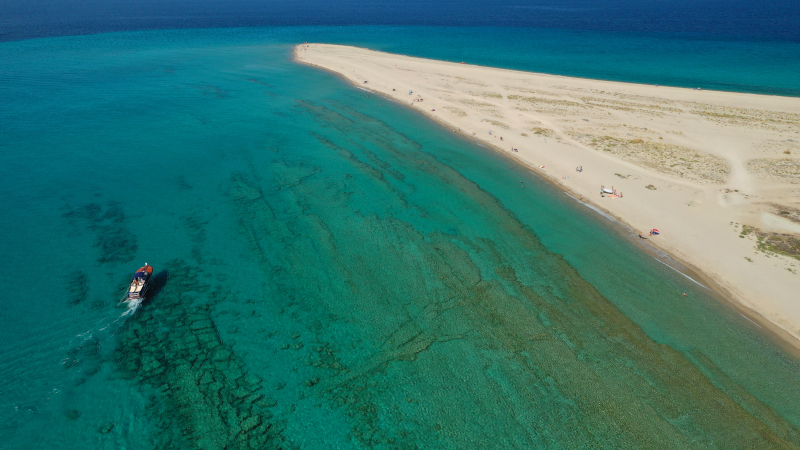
599 185 622 198
638 229 660 239
379 81 679 257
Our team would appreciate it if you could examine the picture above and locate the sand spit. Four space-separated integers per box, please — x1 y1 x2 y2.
295 44 800 349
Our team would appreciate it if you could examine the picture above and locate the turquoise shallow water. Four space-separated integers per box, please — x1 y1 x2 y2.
1 28 800 449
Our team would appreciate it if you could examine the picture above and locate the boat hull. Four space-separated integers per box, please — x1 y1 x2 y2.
126 264 153 300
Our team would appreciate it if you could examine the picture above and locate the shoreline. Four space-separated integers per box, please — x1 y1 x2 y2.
466 121 800 359
294 44 800 353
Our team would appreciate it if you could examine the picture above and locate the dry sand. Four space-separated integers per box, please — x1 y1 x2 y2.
295 44 800 349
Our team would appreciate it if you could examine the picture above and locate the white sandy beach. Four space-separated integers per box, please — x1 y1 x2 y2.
296 44 800 349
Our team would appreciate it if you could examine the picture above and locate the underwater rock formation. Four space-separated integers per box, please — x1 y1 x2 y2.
114 260 293 450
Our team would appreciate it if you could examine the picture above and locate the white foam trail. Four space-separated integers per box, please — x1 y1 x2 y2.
566 192 709 291
567 193 617 222
740 313 762 329
66 297 142 354
654 258 709 289
119 298 142 318
76 330 94 340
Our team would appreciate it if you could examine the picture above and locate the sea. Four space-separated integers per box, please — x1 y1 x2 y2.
2 1 800 449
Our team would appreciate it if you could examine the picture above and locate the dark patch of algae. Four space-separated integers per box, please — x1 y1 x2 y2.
61 201 138 264
114 260 295 450
65 270 89 306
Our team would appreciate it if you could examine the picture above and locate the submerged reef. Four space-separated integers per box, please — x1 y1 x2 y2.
107 98 800 449
114 260 294 450
222 100 800 449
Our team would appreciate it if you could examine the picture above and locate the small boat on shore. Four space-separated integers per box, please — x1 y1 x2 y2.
125 263 153 301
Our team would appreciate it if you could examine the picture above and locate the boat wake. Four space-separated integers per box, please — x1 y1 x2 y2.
64 296 144 365
120 297 143 318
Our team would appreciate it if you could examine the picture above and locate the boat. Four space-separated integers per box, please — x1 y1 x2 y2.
125 263 153 300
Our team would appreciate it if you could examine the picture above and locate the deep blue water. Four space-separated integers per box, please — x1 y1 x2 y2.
2 2 800 449
3 0 800 42
2 1 800 96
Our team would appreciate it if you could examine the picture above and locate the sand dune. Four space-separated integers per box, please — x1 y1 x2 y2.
296 43 800 349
